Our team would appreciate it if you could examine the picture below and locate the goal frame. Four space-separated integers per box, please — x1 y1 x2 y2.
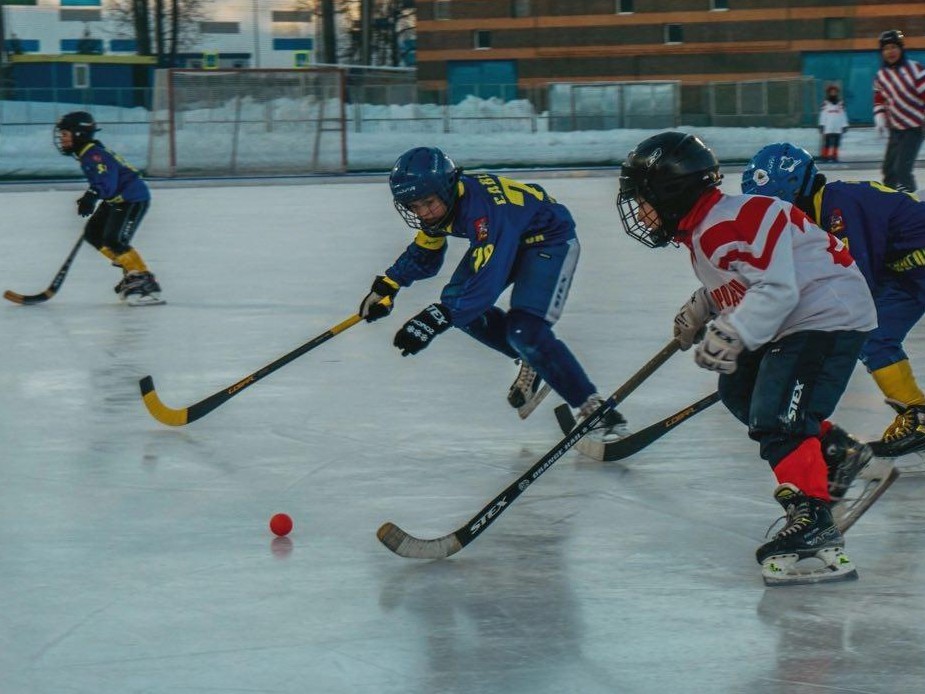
155 67 348 177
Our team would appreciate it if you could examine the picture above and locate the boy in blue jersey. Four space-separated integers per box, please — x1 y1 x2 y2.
54 111 162 305
743 142 925 456
358 146 626 436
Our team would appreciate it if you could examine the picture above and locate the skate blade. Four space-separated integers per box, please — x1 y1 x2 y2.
761 547 858 586
124 294 165 307
833 459 900 532
516 383 551 420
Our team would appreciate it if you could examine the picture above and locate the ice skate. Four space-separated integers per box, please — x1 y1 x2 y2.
570 394 631 461
831 457 900 532
757 483 857 586
507 359 551 420
870 400 925 458
821 424 873 501
120 271 164 306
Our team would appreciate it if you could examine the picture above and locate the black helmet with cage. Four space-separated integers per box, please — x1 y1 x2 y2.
617 131 722 248
54 111 100 156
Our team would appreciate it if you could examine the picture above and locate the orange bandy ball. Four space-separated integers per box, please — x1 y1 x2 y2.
269 513 293 537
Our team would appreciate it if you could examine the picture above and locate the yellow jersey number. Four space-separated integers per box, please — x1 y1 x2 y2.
472 244 495 272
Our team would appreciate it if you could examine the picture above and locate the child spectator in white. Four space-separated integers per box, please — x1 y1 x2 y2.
819 84 849 163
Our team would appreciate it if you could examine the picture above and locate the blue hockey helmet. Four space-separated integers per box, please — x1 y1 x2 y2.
389 147 462 231
54 110 100 156
618 131 722 248
741 142 818 203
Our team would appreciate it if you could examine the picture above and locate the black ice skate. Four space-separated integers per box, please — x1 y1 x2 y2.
757 483 857 586
821 424 873 501
870 400 925 458
821 423 898 532
120 271 164 306
507 359 551 419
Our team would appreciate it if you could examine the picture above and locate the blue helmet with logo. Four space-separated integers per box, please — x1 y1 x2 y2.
389 147 462 231
741 142 818 203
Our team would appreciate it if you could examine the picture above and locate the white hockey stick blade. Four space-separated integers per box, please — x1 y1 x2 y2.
833 458 900 533
376 522 463 559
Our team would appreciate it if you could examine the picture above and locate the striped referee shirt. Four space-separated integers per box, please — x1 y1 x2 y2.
874 57 925 130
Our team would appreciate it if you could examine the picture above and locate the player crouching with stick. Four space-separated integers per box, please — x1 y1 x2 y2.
618 132 878 586
359 146 627 438
54 111 163 306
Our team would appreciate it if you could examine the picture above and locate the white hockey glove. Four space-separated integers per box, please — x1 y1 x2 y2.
875 113 888 138
694 316 744 374
673 287 714 351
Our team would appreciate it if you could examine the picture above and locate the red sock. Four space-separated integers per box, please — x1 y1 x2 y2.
773 437 830 501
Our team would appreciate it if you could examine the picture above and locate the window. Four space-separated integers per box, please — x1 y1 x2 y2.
59 9 101 21
73 64 90 89
512 0 530 17
474 30 492 49
199 22 240 34
61 0 101 5
665 24 683 44
711 0 729 10
271 11 312 22
434 0 451 21
824 17 848 40
273 38 313 51
617 0 633 13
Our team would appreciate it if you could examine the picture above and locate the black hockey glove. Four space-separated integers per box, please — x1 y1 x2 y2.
393 303 452 356
359 274 400 323
77 190 99 218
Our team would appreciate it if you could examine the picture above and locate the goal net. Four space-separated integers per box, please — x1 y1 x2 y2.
147 68 347 177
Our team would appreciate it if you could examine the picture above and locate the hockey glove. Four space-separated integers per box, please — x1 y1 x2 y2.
359 274 400 322
673 287 714 351
694 316 744 374
393 303 452 356
77 190 99 218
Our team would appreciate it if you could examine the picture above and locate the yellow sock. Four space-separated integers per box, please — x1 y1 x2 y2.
871 360 925 406
113 248 149 274
100 246 118 262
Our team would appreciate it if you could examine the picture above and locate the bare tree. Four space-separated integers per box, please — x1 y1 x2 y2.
341 0 414 67
108 0 211 65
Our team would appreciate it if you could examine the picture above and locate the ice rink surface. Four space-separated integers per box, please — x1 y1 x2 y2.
2 167 924 694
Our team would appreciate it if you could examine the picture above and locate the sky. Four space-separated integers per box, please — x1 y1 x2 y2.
1 168 924 693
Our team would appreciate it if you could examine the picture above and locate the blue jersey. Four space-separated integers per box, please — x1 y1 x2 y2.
385 173 577 327
813 181 925 290
77 141 150 203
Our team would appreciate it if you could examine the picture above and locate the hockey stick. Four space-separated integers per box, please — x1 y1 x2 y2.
553 391 721 462
139 305 384 426
3 234 84 305
376 339 681 559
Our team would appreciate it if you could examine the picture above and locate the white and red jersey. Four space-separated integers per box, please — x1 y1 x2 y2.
818 99 848 135
873 58 925 130
677 189 877 351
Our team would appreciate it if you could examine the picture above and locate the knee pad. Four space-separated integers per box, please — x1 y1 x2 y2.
506 310 552 360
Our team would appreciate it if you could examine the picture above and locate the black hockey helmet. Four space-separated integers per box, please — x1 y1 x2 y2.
617 131 722 248
54 111 99 156
879 29 905 50
389 147 462 231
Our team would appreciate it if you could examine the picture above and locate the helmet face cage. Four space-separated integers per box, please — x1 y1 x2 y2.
53 111 98 155
741 142 817 203
617 175 675 248
390 147 461 232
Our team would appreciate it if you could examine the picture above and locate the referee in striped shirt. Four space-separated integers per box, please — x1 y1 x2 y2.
874 29 925 193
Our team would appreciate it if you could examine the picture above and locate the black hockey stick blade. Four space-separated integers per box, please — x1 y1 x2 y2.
140 311 366 426
376 339 681 559
588 391 721 462
4 234 84 305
